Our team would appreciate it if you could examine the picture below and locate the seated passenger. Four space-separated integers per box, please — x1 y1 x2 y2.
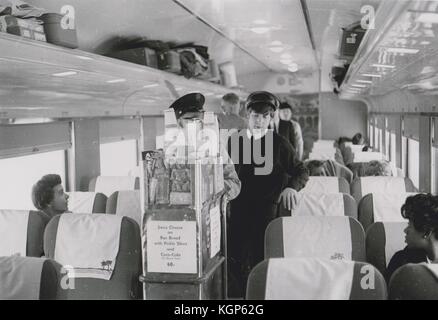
31 174 69 220
385 194 438 282
352 132 365 145
304 159 353 184
290 163 309 192
364 160 393 177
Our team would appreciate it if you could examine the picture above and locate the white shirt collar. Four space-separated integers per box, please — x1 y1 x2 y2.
246 128 268 140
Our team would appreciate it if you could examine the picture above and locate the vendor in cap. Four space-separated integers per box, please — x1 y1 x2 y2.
170 92 241 201
226 91 305 298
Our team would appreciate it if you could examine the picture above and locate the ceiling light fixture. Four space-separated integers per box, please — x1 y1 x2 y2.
253 19 268 25
52 71 77 77
250 27 271 34
143 83 159 88
386 47 419 54
269 46 284 53
361 73 383 78
371 64 396 69
356 80 373 84
351 84 367 88
106 78 126 83
415 12 438 24
288 63 299 72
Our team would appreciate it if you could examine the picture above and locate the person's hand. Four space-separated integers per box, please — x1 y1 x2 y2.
277 187 299 211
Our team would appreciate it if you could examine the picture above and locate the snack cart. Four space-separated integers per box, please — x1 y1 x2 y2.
140 110 228 299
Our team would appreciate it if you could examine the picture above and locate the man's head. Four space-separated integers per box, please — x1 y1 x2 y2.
221 93 240 115
290 163 309 191
401 194 438 250
170 92 206 128
304 160 326 176
279 102 293 121
32 174 68 216
246 91 279 133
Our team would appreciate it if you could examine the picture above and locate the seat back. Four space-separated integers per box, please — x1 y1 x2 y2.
88 176 139 197
366 222 408 276
68 192 107 214
265 216 365 261
389 264 438 300
351 177 415 203
0 256 62 300
300 176 349 194
106 190 142 227
290 193 357 219
358 193 414 230
0 209 48 257
352 152 385 163
44 214 142 299
246 258 386 300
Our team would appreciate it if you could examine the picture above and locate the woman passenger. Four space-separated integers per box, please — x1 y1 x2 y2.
385 194 438 282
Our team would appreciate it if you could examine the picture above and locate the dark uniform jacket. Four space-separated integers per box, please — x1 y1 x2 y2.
385 246 428 283
226 129 302 297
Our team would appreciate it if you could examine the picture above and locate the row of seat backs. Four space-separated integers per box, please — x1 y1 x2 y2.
302 176 415 199
0 213 142 299
88 176 140 197
67 190 141 223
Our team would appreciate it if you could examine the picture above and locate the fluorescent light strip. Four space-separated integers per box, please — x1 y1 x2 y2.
351 84 367 88
356 80 373 84
415 12 438 24
361 73 382 78
143 83 159 88
52 71 77 77
107 78 126 83
386 47 419 54
371 64 395 69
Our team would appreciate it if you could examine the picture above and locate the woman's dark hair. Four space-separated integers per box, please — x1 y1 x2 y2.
31 174 61 210
401 194 438 240
352 133 363 145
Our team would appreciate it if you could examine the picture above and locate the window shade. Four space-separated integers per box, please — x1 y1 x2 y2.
0 122 71 158
99 119 141 143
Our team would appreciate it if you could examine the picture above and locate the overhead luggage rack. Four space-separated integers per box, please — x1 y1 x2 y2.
0 32 246 119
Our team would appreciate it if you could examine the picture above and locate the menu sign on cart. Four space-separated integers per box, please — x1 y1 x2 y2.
146 220 197 274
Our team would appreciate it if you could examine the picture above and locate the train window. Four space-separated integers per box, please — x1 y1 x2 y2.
433 146 438 194
390 132 396 165
369 123 374 148
402 136 408 177
100 139 138 176
407 139 420 189
385 123 390 161
0 150 66 210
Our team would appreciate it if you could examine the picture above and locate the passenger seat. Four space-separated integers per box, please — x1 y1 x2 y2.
389 264 438 300
265 216 365 261
68 192 107 213
358 193 415 230
44 213 142 299
0 209 49 257
299 176 350 194
246 258 386 300
289 193 357 219
106 190 142 227
0 256 62 300
366 222 408 276
350 176 416 203
89 176 139 197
